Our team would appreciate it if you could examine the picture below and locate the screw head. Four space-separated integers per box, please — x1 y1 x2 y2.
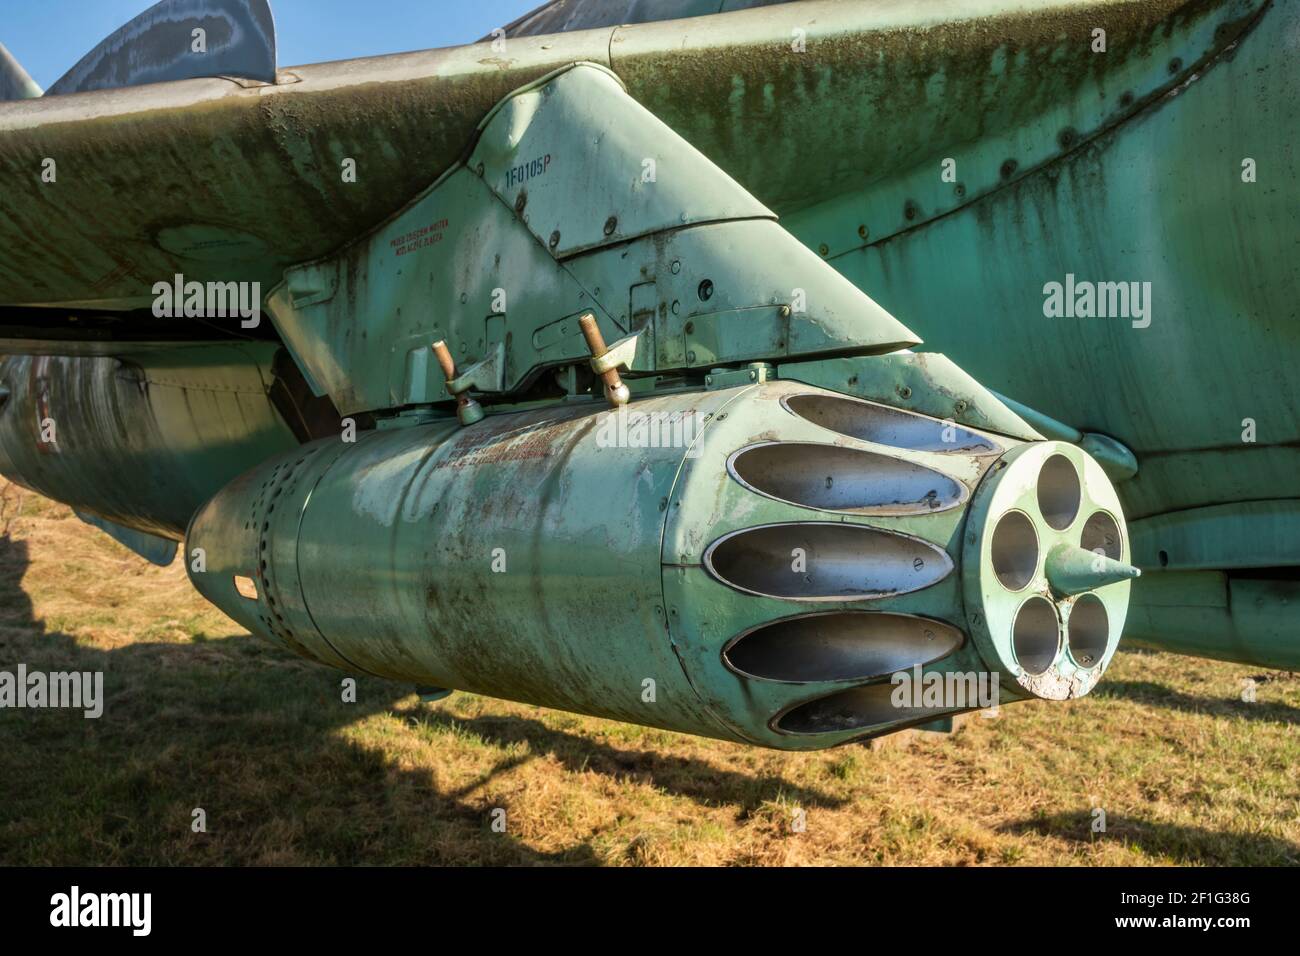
698 279 714 301
603 216 617 236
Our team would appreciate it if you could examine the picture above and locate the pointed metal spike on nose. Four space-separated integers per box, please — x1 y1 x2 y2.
1046 543 1140 595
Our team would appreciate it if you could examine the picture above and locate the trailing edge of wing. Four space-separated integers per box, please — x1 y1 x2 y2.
46 0 276 96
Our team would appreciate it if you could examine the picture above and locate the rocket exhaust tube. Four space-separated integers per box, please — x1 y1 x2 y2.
186 381 1133 750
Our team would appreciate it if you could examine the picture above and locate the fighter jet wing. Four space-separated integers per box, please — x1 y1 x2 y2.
0 2 616 323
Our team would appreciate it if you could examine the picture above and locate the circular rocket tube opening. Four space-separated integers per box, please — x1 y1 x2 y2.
1012 597 1061 676
1068 593 1110 668
1080 510 1123 561
1037 454 1081 530
990 510 1038 591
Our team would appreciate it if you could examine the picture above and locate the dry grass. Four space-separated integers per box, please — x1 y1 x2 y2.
0 480 1297 866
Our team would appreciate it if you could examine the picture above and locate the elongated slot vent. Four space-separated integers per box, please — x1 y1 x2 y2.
724 612 963 682
776 683 956 734
783 393 998 455
705 523 953 601
729 442 964 515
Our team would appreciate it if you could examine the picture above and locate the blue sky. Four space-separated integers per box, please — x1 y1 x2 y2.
5 0 544 89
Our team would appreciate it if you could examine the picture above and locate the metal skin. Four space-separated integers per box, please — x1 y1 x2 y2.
265 63 919 416
0 1 1257 309
186 380 1134 750
0 0 1292 750
0 43 42 101
0 345 298 539
46 0 277 96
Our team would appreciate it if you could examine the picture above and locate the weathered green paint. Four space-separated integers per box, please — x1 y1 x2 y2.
826 1 1294 531
1 1 1261 309
614 0 1264 248
266 63 918 417
780 354 1042 441
0 344 299 538
187 379 1133 749
1129 501 1300 573
988 391 1141 484
1045 543 1141 596
785 0 1296 666
960 441 1132 698
73 509 178 565
1125 571 1300 671
0 29 616 308
0 0 1293 742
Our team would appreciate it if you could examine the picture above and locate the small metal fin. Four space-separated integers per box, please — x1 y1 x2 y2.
0 42 42 100
75 511 178 567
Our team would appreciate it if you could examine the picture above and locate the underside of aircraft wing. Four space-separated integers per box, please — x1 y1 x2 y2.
0 0 1249 315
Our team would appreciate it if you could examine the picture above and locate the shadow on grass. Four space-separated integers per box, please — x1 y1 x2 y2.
0 532 839 864
0 532 604 865
999 811 1300 865
1093 680 1300 725
405 708 849 812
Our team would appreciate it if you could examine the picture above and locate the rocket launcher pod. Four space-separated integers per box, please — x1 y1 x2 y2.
187 380 1134 749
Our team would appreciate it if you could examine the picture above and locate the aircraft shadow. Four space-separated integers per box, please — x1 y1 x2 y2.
1093 679 1300 726
998 811 1300 866
0 530 840 864
403 708 849 812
